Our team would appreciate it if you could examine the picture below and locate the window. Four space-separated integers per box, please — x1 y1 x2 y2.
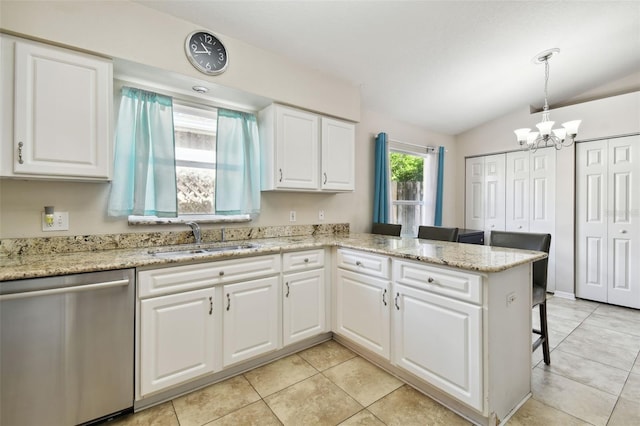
173 104 217 215
389 146 433 237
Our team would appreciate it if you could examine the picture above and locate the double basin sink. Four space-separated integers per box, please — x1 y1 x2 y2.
149 242 260 258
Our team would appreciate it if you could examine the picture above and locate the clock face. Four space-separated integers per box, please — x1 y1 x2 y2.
185 30 228 75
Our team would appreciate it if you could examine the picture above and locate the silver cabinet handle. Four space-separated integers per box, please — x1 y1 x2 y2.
427 277 435 283
285 282 290 298
17 142 24 164
394 292 400 310
279 168 283 182
355 261 363 266
621 230 628 234
219 271 225 276
304 258 309 263
209 296 213 315
226 293 230 311
323 172 327 184
382 288 387 306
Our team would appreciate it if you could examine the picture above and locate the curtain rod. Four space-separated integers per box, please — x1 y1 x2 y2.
375 133 437 153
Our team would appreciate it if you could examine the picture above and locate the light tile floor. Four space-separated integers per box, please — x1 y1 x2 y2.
112 296 640 425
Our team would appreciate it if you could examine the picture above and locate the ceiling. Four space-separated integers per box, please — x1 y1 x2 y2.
136 1 640 135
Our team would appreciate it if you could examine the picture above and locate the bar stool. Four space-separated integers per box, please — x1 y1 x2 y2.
417 226 459 242
371 223 402 236
490 230 552 365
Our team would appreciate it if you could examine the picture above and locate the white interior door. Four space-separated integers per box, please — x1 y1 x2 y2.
576 140 609 302
606 136 640 308
483 154 506 240
529 148 556 292
465 157 485 231
506 151 530 232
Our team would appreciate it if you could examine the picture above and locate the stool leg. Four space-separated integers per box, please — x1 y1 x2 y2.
539 301 551 365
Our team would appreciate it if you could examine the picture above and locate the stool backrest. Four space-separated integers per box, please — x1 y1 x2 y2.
371 223 402 236
417 226 459 242
490 231 551 303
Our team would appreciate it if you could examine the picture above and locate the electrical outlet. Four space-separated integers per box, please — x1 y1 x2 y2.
289 210 297 222
42 212 69 231
319 210 325 221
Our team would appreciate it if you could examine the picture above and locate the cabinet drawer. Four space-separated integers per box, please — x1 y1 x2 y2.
138 254 281 298
337 249 390 279
393 260 482 304
283 249 325 272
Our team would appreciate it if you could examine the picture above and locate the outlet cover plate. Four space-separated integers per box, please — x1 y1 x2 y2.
42 212 69 231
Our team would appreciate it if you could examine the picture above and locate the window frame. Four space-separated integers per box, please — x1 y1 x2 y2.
113 80 255 225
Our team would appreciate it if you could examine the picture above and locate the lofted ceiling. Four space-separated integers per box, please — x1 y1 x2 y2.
136 0 640 135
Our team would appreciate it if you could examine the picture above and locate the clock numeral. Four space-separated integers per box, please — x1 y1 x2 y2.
205 62 212 70
204 34 213 44
191 43 198 52
218 53 225 62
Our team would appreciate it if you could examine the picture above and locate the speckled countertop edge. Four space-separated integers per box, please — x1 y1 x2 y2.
0 233 547 282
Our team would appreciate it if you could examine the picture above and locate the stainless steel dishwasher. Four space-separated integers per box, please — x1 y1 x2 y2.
0 269 134 426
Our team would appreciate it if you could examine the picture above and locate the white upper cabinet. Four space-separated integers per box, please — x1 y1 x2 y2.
321 117 355 191
1 36 112 181
259 104 355 192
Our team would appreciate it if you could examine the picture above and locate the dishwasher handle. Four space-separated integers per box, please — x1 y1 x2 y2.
0 279 130 301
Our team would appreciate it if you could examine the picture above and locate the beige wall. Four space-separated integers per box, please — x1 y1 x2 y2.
456 91 640 296
0 0 359 121
0 0 457 239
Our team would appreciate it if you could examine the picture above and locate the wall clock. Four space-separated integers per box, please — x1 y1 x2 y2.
185 30 228 75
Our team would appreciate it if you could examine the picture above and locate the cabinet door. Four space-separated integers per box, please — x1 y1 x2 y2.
223 276 279 367
321 117 355 191
139 288 216 396
283 269 325 346
607 136 640 308
576 141 608 302
393 283 482 411
335 269 390 359
12 40 111 179
275 106 319 189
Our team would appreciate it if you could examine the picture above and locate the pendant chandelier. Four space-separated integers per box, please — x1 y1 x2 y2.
514 48 581 152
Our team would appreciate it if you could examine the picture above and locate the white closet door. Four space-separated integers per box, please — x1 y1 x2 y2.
506 151 530 232
606 136 640 308
576 140 609 303
529 148 556 292
483 154 506 240
465 157 485 231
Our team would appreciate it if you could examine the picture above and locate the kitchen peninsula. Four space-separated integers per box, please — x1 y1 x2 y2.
0 228 546 425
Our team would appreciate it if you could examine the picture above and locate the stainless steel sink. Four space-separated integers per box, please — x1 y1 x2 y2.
149 243 259 258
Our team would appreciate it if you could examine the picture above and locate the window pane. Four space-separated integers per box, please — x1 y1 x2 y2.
173 103 217 215
176 166 215 214
390 151 426 237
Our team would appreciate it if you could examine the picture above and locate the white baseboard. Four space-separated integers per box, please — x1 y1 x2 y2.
552 291 576 300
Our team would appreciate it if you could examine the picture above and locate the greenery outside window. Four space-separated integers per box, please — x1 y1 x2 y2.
389 147 430 237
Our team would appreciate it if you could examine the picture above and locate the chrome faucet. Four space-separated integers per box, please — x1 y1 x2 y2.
186 222 201 244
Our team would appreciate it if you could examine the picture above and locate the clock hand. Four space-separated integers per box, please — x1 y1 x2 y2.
200 43 211 54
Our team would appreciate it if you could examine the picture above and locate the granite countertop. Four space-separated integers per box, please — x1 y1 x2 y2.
0 233 547 282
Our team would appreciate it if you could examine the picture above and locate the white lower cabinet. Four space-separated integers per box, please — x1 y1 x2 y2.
392 283 482 410
335 267 391 359
283 268 326 346
282 249 327 346
139 288 216 397
223 276 280 367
